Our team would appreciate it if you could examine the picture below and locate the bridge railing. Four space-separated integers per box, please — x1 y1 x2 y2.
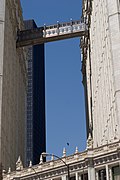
43 20 87 38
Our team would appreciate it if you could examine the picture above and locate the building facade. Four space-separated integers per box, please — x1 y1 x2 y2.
2 141 120 180
2 0 120 179
81 0 120 147
0 0 26 173
24 20 46 166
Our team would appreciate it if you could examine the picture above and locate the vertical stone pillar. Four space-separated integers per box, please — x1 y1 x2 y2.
88 166 95 180
62 175 67 180
106 165 109 180
76 172 78 180
109 167 113 180
78 174 82 180
87 150 95 180
95 171 99 180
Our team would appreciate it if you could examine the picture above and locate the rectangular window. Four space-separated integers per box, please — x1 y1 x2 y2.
81 173 88 180
112 166 120 180
98 169 106 180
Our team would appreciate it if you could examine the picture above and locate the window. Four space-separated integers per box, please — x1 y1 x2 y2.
98 169 106 180
81 173 88 180
112 166 120 180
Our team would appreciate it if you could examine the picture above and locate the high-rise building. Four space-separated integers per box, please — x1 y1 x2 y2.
24 20 46 166
81 0 120 148
0 0 26 172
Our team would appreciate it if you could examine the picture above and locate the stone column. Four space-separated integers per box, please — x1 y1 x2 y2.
88 166 95 180
95 171 99 180
78 174 82 180
87 150 95 180
105 165 109 180
76 172 78 180
62 175 67 180
109 167 113 180
87 156 95 180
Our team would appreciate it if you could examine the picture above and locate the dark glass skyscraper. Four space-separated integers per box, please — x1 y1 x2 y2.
24 20 46 166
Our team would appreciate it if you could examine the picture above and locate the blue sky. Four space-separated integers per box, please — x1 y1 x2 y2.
20 0 86 157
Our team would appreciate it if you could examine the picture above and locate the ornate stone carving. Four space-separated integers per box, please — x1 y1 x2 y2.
3 142 120 179
29 161 32 167
62 148 66 157
39 155 43 164
16 156 23 171
87 133 93 149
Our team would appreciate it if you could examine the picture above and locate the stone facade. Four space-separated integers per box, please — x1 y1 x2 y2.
81 0 120 147
1 0 120 179
2 141 120 180
0 0 26 171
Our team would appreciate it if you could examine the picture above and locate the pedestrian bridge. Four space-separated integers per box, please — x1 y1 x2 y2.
16 20 88 47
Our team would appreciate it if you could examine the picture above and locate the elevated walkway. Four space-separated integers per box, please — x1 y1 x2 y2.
17 20 88 47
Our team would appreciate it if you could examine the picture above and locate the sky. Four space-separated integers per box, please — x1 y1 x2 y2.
20 0 87 157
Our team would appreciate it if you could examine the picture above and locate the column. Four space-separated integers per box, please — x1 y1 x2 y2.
95 171 99 180
62 175 67 180
105 165 109 180
88 166 95 180
78 174 82 180
76 172 78 180
109 167 113 180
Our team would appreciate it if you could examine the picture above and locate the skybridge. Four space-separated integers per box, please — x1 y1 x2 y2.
16 20 88 47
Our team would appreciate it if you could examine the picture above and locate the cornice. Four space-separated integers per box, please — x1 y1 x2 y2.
3 141 120 180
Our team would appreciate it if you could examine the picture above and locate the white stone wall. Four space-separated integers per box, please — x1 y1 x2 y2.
82 0 120 147
0 0 26 170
